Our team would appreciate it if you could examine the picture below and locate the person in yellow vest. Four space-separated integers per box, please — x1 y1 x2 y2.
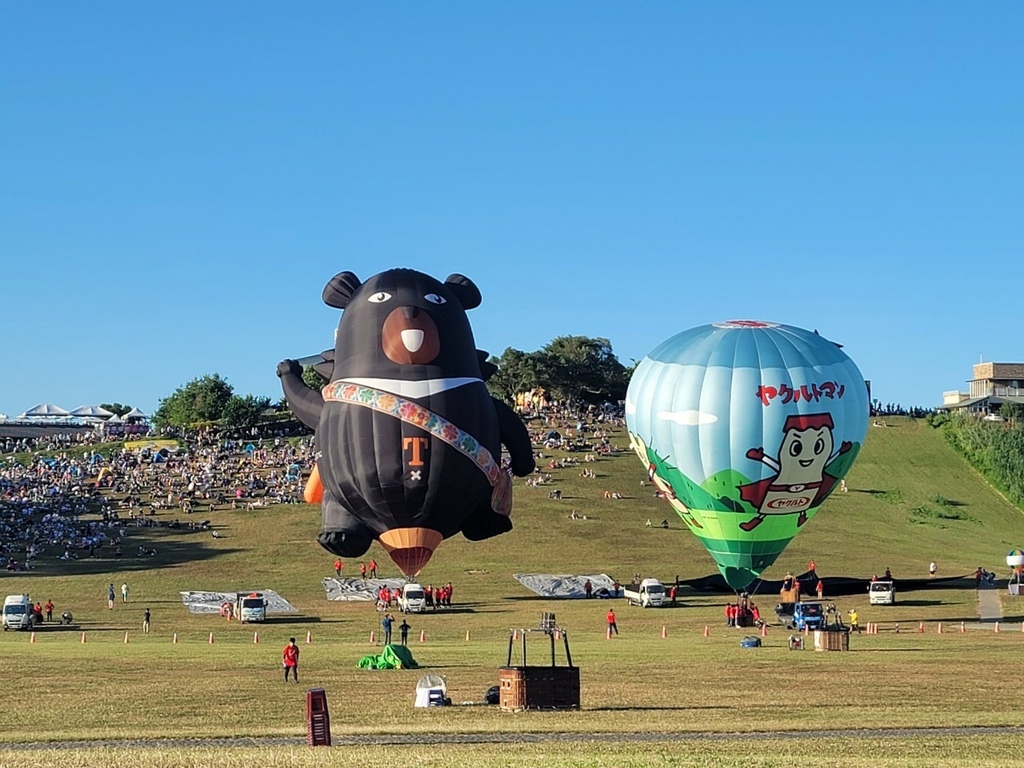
848 608 860 633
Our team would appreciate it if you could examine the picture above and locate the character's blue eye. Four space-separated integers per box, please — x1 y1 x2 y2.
368 292 392 303
424 293 446 305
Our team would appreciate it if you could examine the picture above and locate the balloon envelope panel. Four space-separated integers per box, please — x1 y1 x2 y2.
626 321 869 590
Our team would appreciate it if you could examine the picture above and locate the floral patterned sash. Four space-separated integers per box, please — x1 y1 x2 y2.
322 381 512 516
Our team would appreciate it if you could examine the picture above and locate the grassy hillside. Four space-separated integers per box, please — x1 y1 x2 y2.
2 416 1024 753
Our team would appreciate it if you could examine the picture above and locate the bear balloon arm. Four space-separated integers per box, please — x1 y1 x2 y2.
461 506 513 542
277 359 324 430
492 397 536 477
317 491 375 558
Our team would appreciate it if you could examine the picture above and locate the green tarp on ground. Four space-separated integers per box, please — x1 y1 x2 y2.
357 643 419 669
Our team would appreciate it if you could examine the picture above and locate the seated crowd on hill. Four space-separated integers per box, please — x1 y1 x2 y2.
0 425 314 571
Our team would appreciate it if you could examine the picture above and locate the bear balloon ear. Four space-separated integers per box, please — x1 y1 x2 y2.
322 272 362 309
444 274 481 310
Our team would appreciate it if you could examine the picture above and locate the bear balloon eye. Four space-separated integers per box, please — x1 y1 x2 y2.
424 293 446 305
368 292 392 304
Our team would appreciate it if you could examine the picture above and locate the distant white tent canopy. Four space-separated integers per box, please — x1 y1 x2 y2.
123 406 149 421
105 414 123 423
69 405 115 419
19 403 72 419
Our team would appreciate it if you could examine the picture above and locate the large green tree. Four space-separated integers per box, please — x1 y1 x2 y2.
153 374 234 428
538 336 628 405
486 347 543 403
222 394 272 429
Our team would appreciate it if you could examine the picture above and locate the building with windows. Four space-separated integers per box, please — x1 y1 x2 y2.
942 362 1024 414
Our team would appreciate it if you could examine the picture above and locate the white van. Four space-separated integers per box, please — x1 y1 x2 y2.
868 581 895 605
3 595 33 631
399 583 426 613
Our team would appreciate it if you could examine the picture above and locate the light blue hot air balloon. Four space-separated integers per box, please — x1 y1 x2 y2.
626 321 869 591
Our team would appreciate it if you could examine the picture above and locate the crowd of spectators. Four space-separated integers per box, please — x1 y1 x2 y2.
1 425 314 572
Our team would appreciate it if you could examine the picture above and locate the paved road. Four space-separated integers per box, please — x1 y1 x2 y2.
5 726 1024 751
977 587 1003 622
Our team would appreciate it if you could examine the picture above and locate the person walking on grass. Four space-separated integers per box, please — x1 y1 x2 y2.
107 583 116 610
121 582 130 603
143 608 151 634
606 608 619 635
283 638 300 682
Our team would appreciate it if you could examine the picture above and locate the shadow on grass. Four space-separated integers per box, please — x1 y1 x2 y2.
11 527 242 579
259 615 322 625
591 705 731 712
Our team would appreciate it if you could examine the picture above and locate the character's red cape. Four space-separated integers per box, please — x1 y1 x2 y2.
738 472 840 512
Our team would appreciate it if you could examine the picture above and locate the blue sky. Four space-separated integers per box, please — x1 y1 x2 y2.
2 5 1021 417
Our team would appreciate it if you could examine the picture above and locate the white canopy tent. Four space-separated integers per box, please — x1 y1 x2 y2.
69 405 115 419
19 403 72 419
123 406 149 421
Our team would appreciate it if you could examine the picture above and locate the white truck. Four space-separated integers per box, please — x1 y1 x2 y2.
234 592 267 623
399 583 427 613
868 580 896 605
3 595 33 631
622 578 666 608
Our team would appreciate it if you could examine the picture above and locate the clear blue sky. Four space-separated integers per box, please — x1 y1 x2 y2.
2 4 1021 417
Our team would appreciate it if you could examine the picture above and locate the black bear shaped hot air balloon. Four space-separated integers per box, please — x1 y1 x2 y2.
277 268 535 576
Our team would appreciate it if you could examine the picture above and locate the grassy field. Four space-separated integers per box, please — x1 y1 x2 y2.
2 417 1024 765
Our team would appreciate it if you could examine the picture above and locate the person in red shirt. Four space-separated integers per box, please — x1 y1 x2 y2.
44 600 54 622
282 638 300 683
333 559 343 577
606 609 618 635
368 559 378 579
359 562 367 580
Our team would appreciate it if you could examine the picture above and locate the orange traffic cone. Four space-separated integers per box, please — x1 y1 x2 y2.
994 622 1000 633
554 630 561 640
81 632 87 644
937 623 943 634
703 625 709 637
918 622 924 633
173 633 178 644
465 630 471 641
960 621 966 634
606 626 612 640
512 630 518 641
306 630 312 644
124 631 130 643
661 626 667 639
419 629 425 642
30 632 36 643
209 632 215 644
803 625 809 636
760 623 767 637
253 631 259 644
369 630 376 644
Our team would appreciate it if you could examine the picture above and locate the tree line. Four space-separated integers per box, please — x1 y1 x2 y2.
151 335 632 430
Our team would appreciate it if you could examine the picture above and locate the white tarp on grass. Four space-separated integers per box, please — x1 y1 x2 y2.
180 589 298 614
513 573 617 598
323 576 407 601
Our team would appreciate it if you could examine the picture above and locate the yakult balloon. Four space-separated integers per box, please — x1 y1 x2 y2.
626 321 869 591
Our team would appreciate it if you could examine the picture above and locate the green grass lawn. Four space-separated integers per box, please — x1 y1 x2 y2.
2 416 1024 764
